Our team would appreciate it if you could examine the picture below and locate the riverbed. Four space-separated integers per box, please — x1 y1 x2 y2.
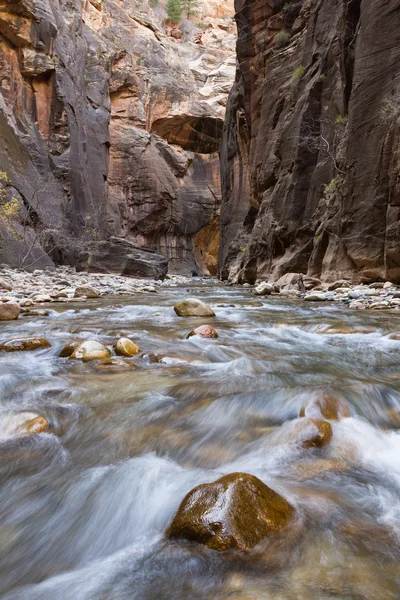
1 283 400 599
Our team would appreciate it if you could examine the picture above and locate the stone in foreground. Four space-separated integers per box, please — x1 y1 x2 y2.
174 298 215 317
166 472 294 552
114 337 140 357
300 394 351 421
69 341 111 362
187 325 218 339
0 338 51 352
0 303 20 321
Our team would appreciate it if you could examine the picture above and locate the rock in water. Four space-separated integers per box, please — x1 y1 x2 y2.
300 394 351 420
187 325 218 339
114 337 140 357
19 416 49 435
59 341 81 358
0 338 51 352
0 303 20 321
174 298 215 317
69 341 111 362
74 285 100 298
166 472 294 551
254 282 274 296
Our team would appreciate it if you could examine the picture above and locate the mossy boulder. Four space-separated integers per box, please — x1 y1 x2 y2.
174 298 215 317
300 394 350 420
0 338 51 352
114 337 140 357
69 340 111 362
166 472 294 552
187 325 218 339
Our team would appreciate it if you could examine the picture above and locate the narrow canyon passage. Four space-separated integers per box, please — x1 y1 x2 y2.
1 284 400 599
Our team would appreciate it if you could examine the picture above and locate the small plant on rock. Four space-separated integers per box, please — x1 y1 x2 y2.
274 30 291 48
291 65 305 83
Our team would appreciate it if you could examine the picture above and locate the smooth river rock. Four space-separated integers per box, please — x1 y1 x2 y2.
187 325 219 339
174 298 215 317
166 472 294 552
0 338 51 352
114 337 140 357
74 285 100 299
69 341 111 362
0 303 20 321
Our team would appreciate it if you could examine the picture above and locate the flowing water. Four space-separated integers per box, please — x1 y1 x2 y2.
1 283 400 599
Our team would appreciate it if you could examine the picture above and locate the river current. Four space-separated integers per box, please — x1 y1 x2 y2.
1 283 400 599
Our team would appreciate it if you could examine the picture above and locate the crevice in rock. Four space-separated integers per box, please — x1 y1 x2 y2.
343 0 361 111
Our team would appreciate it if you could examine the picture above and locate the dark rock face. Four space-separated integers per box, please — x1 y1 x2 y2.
166 472 295 551
0 1 235 275
76 238 168 280
219 0 400 284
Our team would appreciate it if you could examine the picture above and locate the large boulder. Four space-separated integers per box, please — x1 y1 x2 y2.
0 338 51 352
166 472 294 551
254 282 274 296
174 298 215 317
77 238 168 280
300 394 351 421
0 303 20 321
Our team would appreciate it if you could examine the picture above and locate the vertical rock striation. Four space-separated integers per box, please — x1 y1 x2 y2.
0 0 235 275
219 0 400 283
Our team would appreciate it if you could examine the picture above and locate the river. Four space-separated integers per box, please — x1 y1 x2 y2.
1 283 400 599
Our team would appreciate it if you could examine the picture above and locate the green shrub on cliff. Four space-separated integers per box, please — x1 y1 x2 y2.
0 172 20 239
166 0 182 23
291 66 305 83
274 30 291 48
180 0 201 17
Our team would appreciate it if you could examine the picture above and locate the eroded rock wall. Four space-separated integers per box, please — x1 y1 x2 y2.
219 0 400 283
0 0 235 274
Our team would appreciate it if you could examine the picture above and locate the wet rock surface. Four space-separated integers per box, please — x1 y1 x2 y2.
167 472 295 551
174 298 216 317
0 338 51 352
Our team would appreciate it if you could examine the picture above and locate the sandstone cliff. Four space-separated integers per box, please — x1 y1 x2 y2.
219 0 400 284
0 0 235 275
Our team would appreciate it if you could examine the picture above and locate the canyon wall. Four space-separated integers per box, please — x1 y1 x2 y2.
0 0 235 275
219 0 400 283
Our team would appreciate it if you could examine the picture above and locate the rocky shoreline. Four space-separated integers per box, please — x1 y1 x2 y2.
0 266 195 319
1 266 400 319
249 273 400 312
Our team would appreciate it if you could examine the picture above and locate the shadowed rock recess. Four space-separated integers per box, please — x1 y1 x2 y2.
219 0 400 284
0 0 235 276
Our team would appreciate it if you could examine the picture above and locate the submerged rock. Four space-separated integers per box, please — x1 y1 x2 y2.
3 412 49 436
187 325 218 339
166 472 294 552
0 338 51 352
93 358 138 372
0 303 20 321
174 298 215 317
69 340 111 362
300 394 351 421
18 415 49 435
114 337 140 357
